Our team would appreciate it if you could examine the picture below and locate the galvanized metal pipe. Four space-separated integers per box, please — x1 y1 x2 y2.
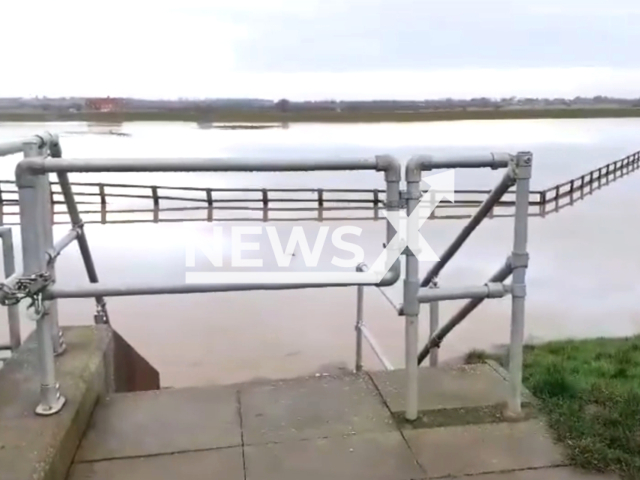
35 144 64 356
56 172 110 324
355 285 364 372
360 324 394 371
428 294 439 367
403 172 422 422
17 141 65 415
18 157 379 175
507 152 532 418
427 190 440 368
46 227 81 266
46 272 402 299
406 153 512 176
38 155 401 299
420 168 515 288
376 155 402 296
417 257 514 365
0 132 58 157
417 283 510 303
356 262 401 313
0 228 20 350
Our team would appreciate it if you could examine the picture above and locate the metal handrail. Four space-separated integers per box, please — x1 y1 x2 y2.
1 131 633 427
0 134 404 417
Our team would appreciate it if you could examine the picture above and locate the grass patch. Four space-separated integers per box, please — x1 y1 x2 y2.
464 348 506 366
468 337 640 479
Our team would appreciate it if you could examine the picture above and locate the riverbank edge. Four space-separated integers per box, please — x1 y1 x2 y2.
3 107 640 124
465 335 640 480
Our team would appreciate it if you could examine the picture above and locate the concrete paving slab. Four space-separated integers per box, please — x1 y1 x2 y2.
68 448 244 480
240 372 396 446
456 466 620 480
244 431 424 480
75 386 241 462
369 364 524 414
404 420 566 478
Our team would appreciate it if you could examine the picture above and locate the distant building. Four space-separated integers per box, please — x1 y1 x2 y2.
85 98 122 112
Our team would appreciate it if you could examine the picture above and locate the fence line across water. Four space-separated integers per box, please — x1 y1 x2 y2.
0 148 636 225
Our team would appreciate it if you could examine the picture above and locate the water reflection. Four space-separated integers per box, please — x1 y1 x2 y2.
63 122 131 137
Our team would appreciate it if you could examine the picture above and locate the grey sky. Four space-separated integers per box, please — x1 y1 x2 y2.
225 0 640 72
3 0 640 98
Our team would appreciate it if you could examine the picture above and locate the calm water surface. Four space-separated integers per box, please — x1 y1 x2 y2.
0 119 639 387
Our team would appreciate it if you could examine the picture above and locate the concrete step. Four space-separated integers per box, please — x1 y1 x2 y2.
369 362 537 428
66 364 616 480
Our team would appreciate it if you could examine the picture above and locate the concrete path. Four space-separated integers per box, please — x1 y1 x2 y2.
67 364 618 480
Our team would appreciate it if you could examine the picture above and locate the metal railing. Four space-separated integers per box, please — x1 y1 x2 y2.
0 149 636 225
0 132 535 424
537 150 640 205
0 134 403 416
354 152 534 421
0 228 19 352
0 180 529 224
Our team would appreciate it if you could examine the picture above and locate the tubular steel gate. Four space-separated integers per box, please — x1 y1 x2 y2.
0 132 530 423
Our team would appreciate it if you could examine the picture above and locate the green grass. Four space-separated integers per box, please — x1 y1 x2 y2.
467 337 640 479
3 107 640 124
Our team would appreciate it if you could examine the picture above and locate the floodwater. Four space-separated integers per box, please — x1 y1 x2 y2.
0 119 639 387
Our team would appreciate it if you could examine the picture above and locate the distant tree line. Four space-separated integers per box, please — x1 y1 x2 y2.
2 95 640 114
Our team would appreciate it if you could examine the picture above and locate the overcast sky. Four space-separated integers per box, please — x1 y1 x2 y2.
3 0 640 99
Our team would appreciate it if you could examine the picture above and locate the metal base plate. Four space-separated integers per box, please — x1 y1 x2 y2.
53 341 67 356
35 395 66 416
502 405 526 422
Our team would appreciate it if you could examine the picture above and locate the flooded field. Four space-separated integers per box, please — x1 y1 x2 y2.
0 119 639 387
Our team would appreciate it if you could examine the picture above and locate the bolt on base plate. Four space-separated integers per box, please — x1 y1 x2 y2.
35 395 66 416
53 341 67 357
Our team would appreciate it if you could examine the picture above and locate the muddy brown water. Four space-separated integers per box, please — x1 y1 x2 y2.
0 120 639 387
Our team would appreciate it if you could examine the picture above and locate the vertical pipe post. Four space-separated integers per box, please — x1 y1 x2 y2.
427 187 439 367
0 228 21 350
38 142 65 355
18 141 66 415
151 186 159 209
98 184 107 208
428 279 440 367
355 284 364 372
404 174 422 422
506 152 532 419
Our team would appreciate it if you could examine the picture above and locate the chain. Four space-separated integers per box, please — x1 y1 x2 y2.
0 272 53 316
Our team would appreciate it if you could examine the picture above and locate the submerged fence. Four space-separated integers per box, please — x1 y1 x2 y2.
0 147 637 224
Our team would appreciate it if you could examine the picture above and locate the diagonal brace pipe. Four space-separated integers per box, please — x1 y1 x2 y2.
420 168 515 288
417 257 514 365
57 172 110 324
